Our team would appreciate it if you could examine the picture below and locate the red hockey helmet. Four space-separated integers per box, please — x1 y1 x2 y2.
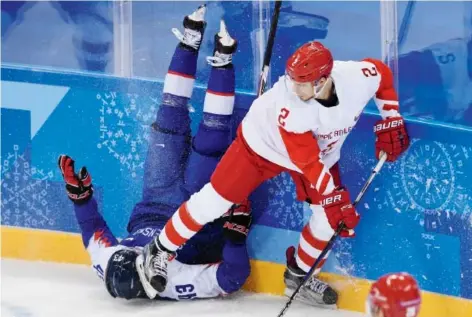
286 41 333 83
367 273 421 317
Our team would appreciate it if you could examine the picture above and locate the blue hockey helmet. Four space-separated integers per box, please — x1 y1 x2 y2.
105 248 146 300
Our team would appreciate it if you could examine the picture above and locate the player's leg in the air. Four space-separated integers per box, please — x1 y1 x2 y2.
127 5 207 234
176 19 238 265
141 17 272 292
89 5 208 299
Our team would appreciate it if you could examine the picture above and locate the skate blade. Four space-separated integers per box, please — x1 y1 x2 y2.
284 287 337 310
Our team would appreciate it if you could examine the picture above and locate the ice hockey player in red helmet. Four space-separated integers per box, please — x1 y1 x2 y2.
285 41 334 101
367 272 421 317
142 39 410 308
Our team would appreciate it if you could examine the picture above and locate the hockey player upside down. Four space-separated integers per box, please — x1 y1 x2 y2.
58 5 251 301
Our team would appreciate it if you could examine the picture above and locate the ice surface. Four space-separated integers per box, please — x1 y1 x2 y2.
1 259 364 317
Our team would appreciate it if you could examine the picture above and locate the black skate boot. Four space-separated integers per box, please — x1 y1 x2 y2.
206 20 238 68
284 246 338 307
141 237 175 293
172 4 207 51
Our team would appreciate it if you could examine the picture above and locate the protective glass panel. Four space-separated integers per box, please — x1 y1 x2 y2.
2 1 114 73
396 1 472 126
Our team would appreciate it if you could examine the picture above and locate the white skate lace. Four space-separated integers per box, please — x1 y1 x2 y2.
172 28 202 50
306 277 328 295
206 51 232 67
149 250 169 276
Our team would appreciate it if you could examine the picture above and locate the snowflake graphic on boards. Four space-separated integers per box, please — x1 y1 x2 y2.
264 172 307 230
96 92 158 178
1 145 55 228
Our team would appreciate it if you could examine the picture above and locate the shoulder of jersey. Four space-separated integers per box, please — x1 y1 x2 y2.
331 60 381 95
332 60 379 81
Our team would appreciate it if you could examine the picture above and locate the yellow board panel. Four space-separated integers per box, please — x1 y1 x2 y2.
3 226 471 317
244 259 472 317
1 226 90 265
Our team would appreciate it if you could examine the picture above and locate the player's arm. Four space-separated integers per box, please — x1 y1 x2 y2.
362 58 401 118
58 155 120 279
362 59 410 162
73 198 122 280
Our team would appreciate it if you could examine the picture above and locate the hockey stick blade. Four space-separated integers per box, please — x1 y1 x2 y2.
276 152 388 317
257 0 282 97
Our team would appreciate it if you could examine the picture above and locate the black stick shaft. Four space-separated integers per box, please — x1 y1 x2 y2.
257 0 282 97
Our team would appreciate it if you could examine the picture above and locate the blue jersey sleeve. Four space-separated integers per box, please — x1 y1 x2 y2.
74 198 119 249
73 198 121 281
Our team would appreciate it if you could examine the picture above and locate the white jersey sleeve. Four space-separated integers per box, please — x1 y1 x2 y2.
361 58 401 118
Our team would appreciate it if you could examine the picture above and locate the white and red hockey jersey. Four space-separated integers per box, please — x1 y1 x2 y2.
242 58 400 195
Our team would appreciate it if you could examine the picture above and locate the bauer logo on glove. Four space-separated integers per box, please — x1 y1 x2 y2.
373 117 404 132
374 117 410 162
321 194 343 206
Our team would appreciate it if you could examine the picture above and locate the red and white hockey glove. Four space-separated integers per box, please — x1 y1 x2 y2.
58 155 93 204
374 117 410 162
321 189 359 238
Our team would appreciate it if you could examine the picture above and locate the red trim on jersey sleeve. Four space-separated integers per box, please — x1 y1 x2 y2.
383 104 399 111
318 172 332 196
278 126 328 188
363 58 399 111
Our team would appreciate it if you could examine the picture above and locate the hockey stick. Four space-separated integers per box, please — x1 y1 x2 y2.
277 152 388 317
257 0 282 97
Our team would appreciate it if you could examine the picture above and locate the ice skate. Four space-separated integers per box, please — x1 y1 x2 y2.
142 237 175 293
172 4 206 50
206 20 237 67
283 246 338 308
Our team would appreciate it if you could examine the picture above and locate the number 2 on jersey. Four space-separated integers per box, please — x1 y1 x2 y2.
278 108 290 127
362 67 378 77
